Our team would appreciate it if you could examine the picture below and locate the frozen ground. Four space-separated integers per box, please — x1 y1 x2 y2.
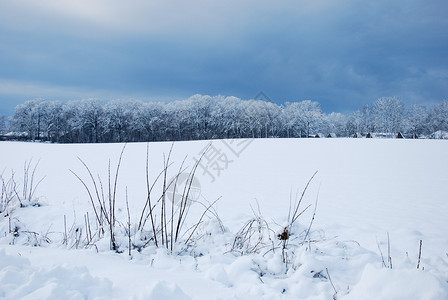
1 139 447 299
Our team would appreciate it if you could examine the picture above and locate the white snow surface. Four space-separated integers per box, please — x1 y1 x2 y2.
1 138 447 299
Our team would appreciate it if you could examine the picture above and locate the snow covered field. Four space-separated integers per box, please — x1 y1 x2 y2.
1 138 447 299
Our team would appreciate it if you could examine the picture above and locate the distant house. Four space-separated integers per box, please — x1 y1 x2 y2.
0 132 29 141
366 133 372 138
430 130 448 139
374 133 396 139
396 132 404 139
327 133 337 138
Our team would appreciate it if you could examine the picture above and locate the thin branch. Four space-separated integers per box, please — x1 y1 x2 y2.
69 169 102 225
291 171 318 225
138 142 158 246
112 143 127 229
175 144 210 242
137 148 173 230
417 239 422 269
387 232 392 269
28 159 45 202
75 157 108 223
303 183 321 242
126 187 131 257
376 237 387 268
170 156 187 252
326 268 338 299
184 197 221 245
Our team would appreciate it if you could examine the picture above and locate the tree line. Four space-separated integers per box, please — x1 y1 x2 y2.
2 95 448 143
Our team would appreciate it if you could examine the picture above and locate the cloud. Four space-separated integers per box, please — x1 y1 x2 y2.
0 1 343 38
0 79 96 98
0 78 182 102
0 78 183 115
0 0 447 114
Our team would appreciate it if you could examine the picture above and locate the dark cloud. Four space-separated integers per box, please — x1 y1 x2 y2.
1 0 447 115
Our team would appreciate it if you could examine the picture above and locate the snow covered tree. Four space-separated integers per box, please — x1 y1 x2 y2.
210 96 245 138
10 99 49 140
9 95 448 143
374 97 404 134
324 112 349 137
427 100 448 135
300 100 323 137
103 100 142 142
63 99 105 143
284 102 303 137
403 104 428 138
345 109 364 135
283 101 322 138
0 114 6 134
262 101 283 138
131 101 164 141
184 95 216 140
242 100 280 138
36 101 64 142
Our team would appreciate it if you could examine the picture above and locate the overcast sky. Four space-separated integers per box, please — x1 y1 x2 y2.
1 0 447 115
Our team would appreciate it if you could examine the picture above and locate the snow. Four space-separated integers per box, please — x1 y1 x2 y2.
0 249 114 300
431 130 448 139
1 139 448 299
345 264 448 300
